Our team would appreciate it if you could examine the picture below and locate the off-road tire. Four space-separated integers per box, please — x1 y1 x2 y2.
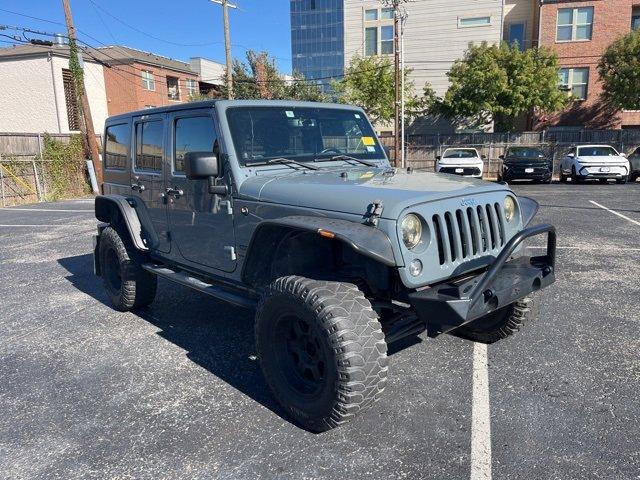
255 276 388 432
99 226 157 311
453 296 535 344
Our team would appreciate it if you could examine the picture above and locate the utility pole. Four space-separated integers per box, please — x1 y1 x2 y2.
384 0 407 167
62 0 103 189
211 0 237 99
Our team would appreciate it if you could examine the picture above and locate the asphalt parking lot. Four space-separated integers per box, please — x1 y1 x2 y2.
1 182 639 480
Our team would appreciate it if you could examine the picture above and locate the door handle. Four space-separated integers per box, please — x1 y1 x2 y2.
131 183 145 192
166 187 183 199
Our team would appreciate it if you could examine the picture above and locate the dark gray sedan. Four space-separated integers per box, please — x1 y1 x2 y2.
629 147 640 182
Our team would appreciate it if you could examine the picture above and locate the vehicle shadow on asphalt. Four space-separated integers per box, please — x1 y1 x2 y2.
57 253 292 427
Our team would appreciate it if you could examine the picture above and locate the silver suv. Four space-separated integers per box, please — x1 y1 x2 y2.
93 100 557 431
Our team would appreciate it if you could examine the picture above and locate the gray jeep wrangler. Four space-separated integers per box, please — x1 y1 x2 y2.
93 100 556 432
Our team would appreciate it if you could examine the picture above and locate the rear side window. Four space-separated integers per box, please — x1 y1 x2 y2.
174 116 217 174
104 123 129 170
135 121 163 172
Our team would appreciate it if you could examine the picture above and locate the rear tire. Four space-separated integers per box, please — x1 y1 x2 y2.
453 296 535 344
255 276 388 432
99 226 157 311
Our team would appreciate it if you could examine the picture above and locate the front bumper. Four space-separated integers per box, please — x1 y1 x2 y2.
576 164 628 178
503 167 552 181
436 164 483 177
408 223 556 336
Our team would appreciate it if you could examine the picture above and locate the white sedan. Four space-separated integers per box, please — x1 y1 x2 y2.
435 148 485 178
560 144 630 184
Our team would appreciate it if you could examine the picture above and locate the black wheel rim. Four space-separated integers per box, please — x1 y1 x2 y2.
274 313 328 397
104 248 122 294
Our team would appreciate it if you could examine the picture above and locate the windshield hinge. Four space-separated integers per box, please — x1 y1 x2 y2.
364 199 384 227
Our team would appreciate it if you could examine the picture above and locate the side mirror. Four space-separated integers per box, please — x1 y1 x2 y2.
620 152 627 158
567 153 574 158
481 154 487 160
498 154 504 160
436 155 441 160
184 151 219 180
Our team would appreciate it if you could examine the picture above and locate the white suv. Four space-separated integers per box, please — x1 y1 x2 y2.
435 148 485 179
560 144 630 184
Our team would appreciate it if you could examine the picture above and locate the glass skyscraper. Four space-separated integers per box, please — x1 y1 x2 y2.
290 0 344 90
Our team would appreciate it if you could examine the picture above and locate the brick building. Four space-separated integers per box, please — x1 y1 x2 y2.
96 46 201 116
537 0 640 129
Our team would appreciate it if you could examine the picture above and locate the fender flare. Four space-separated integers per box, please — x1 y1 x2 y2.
94 195 158 251
241 215 398 285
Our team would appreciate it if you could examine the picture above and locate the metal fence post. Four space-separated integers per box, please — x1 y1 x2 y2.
32 157 43 202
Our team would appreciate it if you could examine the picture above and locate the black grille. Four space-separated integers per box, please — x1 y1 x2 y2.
433 203 505 265
439 167 481 176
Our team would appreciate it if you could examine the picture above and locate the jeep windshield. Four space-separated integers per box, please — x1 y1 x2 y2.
226 106 385 166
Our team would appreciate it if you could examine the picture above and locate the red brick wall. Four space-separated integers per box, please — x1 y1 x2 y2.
103 62 199 116
537 0 637 129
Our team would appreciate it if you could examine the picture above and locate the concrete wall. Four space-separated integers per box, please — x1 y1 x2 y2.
190 57 225 85
343 0 504 98
0 54 108 134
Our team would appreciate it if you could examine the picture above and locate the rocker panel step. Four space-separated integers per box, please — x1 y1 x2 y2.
142 264 257 309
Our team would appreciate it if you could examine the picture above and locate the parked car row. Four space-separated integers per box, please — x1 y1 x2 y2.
434 145 640 184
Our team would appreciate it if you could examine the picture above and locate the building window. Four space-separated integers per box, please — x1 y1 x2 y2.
135 121 164 172
174 116 217 174
141 70 155 91
61 68 80 131
167 76 180 100
508 23 525 50
365 9 378 21
186 79 198 98
365 27 378 55
104 123 130 170
632 7 640 30
558 67 589 100
381 25 394 54
381 7 394 20
459 16 491 28
556 7 593 41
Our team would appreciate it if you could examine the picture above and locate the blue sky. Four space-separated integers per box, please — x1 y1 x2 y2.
0 0 293 72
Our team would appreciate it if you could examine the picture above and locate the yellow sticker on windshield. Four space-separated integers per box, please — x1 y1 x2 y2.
360 172 375 179
362 136 375 146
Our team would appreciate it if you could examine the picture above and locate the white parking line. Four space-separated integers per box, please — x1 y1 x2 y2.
589 200 640 227
0 208 93 213
470 342 492 480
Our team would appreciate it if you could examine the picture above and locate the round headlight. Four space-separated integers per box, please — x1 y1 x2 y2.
401 214 422 249
504 196 516 223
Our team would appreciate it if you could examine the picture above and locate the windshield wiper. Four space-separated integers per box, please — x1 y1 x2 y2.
314 154 377 167
246 157 318 170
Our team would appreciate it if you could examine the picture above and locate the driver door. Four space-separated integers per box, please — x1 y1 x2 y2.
165 108 236 273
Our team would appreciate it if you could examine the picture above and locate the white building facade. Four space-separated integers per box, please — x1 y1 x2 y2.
0 45 108 134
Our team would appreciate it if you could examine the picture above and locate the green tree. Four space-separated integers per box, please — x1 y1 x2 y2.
220 50 325 101
598 30 640 110
332 55 436 124
443 42 568 130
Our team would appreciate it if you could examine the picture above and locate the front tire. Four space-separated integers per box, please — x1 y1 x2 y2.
99 226 157 311
255 276 388 432
453 296 535 344
616 176 628 184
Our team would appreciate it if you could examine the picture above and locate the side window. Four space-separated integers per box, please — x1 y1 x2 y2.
104 123 130 170
134 121 163 172
174 116 217 174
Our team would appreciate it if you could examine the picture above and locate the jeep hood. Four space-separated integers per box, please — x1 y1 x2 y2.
238 167 509 219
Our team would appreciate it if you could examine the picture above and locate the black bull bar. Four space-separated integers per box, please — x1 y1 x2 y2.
408 223 556 336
